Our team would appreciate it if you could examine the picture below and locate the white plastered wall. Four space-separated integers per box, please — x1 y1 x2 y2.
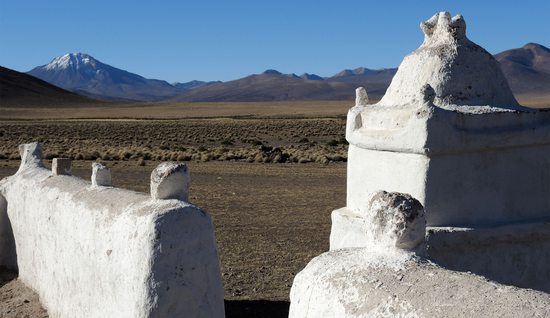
346 145 429 214
425 145 550 226
0 166 224 318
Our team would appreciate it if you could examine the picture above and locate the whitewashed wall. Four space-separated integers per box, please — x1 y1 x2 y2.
0 145 224 318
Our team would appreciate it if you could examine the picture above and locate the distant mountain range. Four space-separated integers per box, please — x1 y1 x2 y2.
173 68 395 102
4 43 549 103
27 53 218 101
0 66 96 107
24 52 399 102
175 43 550 102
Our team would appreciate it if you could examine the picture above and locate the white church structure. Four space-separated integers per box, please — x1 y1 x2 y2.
290 12 550 317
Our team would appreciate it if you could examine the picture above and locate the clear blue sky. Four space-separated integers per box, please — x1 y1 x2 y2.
1 0 549 83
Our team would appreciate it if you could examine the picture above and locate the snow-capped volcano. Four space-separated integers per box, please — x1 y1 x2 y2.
44 53 98 71
27 53 205 101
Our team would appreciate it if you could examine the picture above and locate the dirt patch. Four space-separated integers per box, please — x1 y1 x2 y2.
0 269 48 318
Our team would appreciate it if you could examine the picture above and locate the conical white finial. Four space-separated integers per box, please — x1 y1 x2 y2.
17 142 44 172
378 11 519 108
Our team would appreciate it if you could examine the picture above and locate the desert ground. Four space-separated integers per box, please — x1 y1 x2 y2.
1 99 548 317
0 101 353 318
0 100 353 120
1 96 547 120
0 160 345 318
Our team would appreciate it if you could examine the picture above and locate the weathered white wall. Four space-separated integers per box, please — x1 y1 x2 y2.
331 206 550 292
289 249 550 318
346 145 429 215
293 10 550 318
425 146 550 226
346 143 550 227
426 223 550 292
0 158 224 317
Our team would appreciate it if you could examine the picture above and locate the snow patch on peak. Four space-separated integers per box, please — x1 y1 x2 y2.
45 53 97 71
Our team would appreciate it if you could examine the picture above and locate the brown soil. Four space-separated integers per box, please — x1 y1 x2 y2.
0 160 346 317
0 270 48 318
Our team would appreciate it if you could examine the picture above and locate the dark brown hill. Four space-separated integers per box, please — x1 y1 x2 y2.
0 66 97 107
495 43 550 98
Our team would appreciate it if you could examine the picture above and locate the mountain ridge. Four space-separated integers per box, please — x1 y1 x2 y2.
17 43 550 102
27 53 217 101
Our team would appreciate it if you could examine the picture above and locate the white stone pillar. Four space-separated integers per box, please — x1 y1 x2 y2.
17 142 44 173
150 162 190 201
52 158 72 176
91 162 112 187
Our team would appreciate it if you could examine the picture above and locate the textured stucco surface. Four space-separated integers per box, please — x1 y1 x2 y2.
379 12 519 109
343 10 550 227
292 11 550 318
0 153 224 317
426 223 550 292
289 249 550 318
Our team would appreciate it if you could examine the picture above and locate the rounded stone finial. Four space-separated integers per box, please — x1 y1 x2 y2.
355 87 369 106
419 12 439 37
366 191 426 250
17 142 44 172
420 12 466 41
420 84 435 105
150 162 190 201
450 14 466 39
52 158 72 176
91 162 112 187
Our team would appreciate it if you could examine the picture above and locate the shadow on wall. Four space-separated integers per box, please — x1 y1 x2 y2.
426 225 550 294
225 299 290 318
0 193 17 273
0 269 17 288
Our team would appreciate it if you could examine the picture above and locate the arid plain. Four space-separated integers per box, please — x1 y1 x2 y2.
0 98 548 317
0 101 354 318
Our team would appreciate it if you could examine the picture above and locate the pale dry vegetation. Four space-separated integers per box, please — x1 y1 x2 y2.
0 100 354 120
0 119 348 165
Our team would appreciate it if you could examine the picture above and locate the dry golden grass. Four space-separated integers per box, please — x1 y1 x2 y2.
2 96 547 121
0 119 348 164
0 100 354 120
